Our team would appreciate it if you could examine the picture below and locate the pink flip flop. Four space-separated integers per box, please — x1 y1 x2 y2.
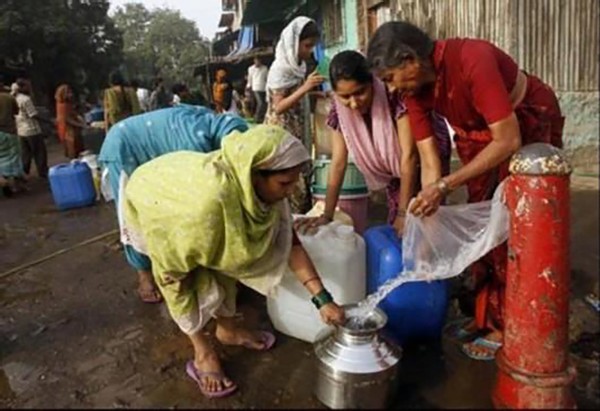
242 331 276 351
185 360 238 399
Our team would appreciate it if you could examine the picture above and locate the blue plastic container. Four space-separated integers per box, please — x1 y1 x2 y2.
49 161 96 211
364 225 450 345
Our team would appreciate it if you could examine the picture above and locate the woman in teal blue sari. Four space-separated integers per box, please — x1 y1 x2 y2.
99 104 248 303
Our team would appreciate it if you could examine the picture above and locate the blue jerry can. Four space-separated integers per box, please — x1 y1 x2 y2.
364 225 450 345
48 161 96 211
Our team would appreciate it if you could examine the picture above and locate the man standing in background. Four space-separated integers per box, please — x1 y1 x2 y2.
131 79 150 112
0 75 25 196
149 77 171 111
14 78 50 178
246 57 268 123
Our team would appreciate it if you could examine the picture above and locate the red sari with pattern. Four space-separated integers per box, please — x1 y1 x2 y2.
404 38 565 331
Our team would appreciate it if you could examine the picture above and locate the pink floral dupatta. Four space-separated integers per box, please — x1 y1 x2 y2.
334 78 402 190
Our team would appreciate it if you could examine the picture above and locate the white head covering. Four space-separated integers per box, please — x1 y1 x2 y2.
10 82 19 96
266 16 315 90
258 131 311 171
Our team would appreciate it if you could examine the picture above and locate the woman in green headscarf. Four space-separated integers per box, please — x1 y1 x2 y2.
122 125 345 398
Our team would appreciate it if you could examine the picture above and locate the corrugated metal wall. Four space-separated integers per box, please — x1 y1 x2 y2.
390 0 599 91
514 0 598 91
392 0 516 53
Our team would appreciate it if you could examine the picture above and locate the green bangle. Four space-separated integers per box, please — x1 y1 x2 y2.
311 289 334 310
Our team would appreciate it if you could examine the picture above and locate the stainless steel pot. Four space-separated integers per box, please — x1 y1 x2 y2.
313 304 401 409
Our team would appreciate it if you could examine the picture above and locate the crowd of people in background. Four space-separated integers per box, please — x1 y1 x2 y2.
0 70 208 198
1 53 285 200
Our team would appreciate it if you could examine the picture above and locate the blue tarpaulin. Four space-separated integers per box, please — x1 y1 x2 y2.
227 25 255 58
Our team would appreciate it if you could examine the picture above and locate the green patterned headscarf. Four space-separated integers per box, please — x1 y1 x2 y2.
122 125 310 298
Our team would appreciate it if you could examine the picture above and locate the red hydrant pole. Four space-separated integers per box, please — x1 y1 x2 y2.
493 143 576 408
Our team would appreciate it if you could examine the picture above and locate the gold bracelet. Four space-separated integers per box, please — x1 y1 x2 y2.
436 179 451 196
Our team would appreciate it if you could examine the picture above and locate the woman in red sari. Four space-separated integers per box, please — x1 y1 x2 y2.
367 21 564 360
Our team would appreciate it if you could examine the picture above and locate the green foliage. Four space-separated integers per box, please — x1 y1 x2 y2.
112 3 210 88
0 0 123 104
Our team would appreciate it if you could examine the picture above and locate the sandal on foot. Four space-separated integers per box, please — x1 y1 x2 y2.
138 288 163 304
185 360 237 399
444 317 478 340
242 331 276 351
461 336 502 361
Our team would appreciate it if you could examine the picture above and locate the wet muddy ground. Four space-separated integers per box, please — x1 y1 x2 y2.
1 140 598 408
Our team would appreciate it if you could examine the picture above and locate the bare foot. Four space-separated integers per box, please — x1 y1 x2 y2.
137 270 162 303
193 350 235 393
215 325 269 350
462 329 503 359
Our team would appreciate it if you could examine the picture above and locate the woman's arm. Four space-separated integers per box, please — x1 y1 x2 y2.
410 114 521 217
66 116 86 128
445 114 520 190
288 241 345 325
271 71 324 115
395 115 418 235
323 130 348 219
295 130 347 234
416 136 443 188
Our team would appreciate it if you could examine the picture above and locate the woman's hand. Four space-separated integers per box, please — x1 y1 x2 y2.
319 302 345 326
409 183 444 217
302 71 325 93
393 213 406 237
293 215 331 235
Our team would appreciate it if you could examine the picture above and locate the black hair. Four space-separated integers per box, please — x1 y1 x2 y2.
109 71 125 86
130 79 139 88
299 21 320 41
172 83 183 94
329 50 373 89
16 78 28 89
367 21 435 71
0 74 5 85
232 80 245 93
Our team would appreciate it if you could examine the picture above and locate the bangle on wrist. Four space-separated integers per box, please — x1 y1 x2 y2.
436 178 451 196
396 209 407 217
311 289 334 309
302 277 321 287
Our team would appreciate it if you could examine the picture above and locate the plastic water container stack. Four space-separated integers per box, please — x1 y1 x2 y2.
311 155 369 234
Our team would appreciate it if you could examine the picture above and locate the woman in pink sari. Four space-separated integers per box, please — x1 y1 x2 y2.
296 51 450 235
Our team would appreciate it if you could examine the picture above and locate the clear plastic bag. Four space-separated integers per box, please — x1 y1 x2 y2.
401 181 509 281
